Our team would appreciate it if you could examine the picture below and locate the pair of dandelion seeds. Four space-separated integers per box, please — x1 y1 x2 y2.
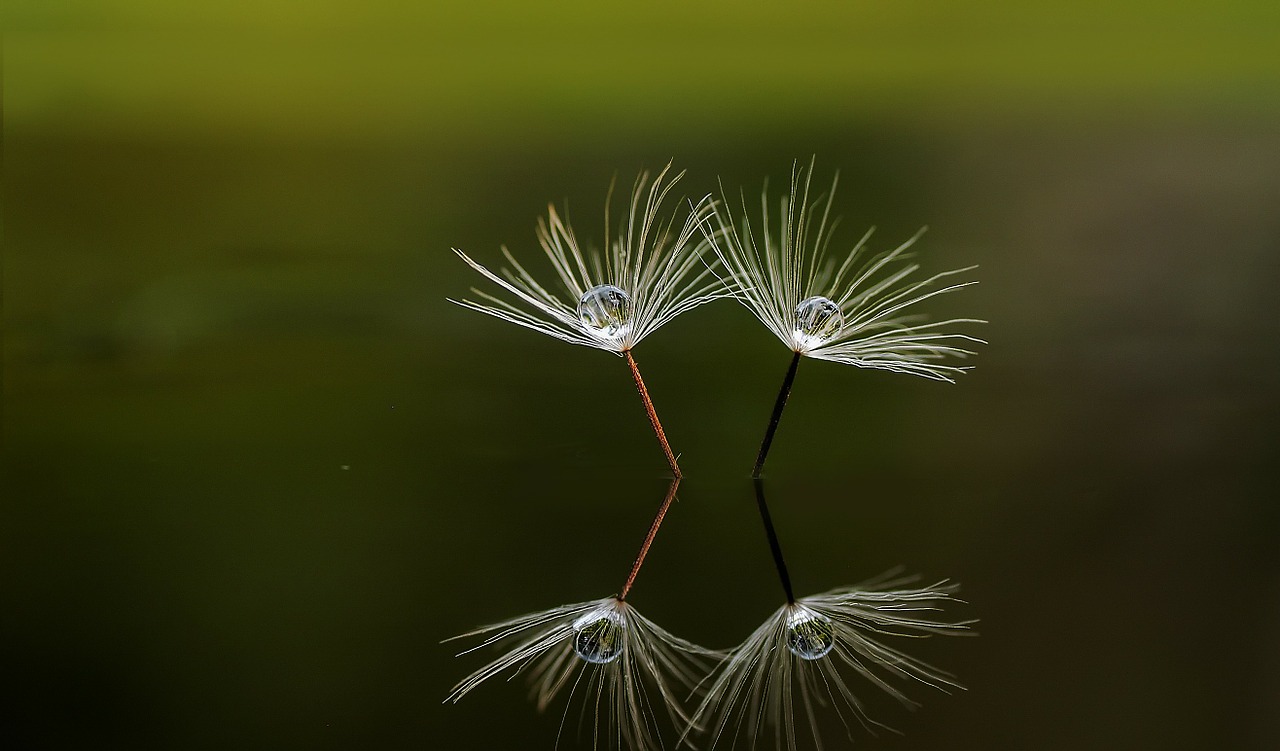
445 162 983 750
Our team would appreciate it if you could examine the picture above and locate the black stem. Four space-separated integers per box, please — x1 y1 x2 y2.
752 478 795 604
752 351 802 477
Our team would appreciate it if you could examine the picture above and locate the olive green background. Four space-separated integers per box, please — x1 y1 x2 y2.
5 2 1279 749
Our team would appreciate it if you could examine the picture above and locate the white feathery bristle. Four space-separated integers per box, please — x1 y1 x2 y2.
450 162 733 354
686 576 971 750
702 159 985 381
446 596 721 751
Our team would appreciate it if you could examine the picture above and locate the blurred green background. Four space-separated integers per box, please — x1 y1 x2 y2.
6 1 1280 749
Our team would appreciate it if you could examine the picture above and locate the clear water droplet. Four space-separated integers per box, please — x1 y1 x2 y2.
577 284 632 339
786 609 836 660
573 610 626 664
794 296 844 343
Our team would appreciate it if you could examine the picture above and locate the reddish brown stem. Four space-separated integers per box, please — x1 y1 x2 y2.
623 349 682 479
618 479 680 601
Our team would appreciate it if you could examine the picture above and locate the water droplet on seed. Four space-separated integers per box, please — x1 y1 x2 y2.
794 296 844 342
573 610 625 664
786 609 836 660
577 284 632 339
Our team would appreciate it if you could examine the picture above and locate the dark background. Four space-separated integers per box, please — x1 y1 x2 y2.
6 2 1279 749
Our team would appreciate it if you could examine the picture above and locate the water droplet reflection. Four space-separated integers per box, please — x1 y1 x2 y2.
577 285 632 339
786 609 836 660
794 296 844 343
573 610 626 664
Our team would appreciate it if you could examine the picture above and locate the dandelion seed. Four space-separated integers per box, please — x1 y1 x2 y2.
684 479 971 750
447 480 720 750
447 596 718 751
450 163 727 477
689 579 970 751
703 159 985 476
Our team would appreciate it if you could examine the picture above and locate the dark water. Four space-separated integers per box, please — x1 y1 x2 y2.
7 27 1280 749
